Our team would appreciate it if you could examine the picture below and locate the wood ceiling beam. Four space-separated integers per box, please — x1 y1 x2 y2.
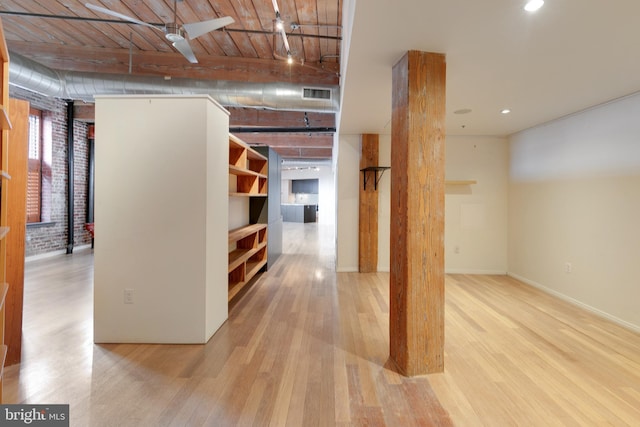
73 104 96 122
6 42 340 85
236 133 333 148
272 147 332 159
227 108 335 128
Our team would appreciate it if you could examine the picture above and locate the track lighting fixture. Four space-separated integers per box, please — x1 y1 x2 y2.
272 0 292 63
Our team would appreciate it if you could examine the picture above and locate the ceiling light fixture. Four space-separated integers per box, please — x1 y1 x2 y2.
287 52 293 64
501 109 511 114
524 0 544 12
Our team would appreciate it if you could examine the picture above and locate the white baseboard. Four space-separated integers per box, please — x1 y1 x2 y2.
507 272 640 334
446 269 508 275
336 267 508 275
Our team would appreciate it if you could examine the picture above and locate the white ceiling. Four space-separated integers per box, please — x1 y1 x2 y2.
338 0 640 137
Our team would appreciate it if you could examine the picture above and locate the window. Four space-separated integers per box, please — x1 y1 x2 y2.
27 108 52 224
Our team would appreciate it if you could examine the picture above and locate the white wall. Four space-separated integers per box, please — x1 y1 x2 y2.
336 133 508 273
509 93 640 331
281 165 335 225
378 135 391 271
336 134 360 271
446 136 509 274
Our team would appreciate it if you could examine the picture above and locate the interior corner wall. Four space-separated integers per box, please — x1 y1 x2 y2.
336 133 508 274
445 135 509 274
508 93 640 331
335 133 390 272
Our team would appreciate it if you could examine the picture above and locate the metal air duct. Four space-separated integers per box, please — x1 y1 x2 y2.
8 52 340 113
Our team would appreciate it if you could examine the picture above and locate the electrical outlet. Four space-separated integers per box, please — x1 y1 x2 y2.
124 288 135 304
565 262 572 274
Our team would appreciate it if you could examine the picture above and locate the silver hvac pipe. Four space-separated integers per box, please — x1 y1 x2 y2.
8 52 340 113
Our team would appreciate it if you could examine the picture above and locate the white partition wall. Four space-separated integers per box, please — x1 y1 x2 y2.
94 95 230 343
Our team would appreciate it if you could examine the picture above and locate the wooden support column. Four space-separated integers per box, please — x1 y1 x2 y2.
6 98 28 365
359 134 379 272
389 51 446 376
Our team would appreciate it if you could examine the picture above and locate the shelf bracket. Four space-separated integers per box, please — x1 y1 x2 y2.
360 166 391 191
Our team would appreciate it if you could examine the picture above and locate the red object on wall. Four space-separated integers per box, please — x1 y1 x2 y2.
85 223 94 238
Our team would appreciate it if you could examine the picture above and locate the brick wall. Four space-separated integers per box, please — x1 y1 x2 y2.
10 87 92 257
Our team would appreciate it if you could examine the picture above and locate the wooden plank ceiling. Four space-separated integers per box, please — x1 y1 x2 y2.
0 0 341 159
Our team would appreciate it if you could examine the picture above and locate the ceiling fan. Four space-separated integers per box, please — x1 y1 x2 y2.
85 1 234 63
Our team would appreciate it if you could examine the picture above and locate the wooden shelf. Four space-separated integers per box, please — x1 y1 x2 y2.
0 106 11 130
229 165 267 179
0 227 8 240
229 134 267 173
360 166 390 190
229 135 269 197
228 257 267 301
229 223 267 243
228 135 269 303
228 241 267 273
228 223 268 302
445 180 477 185
229 192 268 198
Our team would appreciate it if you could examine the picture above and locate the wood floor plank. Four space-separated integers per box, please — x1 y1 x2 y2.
3 223 640 426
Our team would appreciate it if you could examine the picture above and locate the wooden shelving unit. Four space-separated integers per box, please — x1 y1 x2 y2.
0 17 11 403
229 134 268 197
445 180 477 185
228 134 269 302
228 224 268 301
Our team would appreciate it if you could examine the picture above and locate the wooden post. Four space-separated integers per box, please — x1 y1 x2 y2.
5 99 28 365
389 51 446 376
359 134 379 272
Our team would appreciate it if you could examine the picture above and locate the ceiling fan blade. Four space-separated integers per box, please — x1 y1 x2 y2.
183 16 234 39
85 3 164 32
172 39 198 63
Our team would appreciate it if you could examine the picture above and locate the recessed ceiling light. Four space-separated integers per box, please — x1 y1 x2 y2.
501 109 511 114
524 0 544 12
454 108 472 115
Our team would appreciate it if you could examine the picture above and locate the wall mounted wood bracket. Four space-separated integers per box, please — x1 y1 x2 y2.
360 166 390 190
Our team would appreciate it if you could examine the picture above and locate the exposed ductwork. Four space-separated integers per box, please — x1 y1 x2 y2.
8 51 340 113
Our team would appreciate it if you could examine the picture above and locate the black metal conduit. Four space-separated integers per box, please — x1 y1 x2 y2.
66 101 74 254
229 127 336 133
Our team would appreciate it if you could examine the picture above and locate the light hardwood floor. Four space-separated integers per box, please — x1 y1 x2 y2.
4 222 640 426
